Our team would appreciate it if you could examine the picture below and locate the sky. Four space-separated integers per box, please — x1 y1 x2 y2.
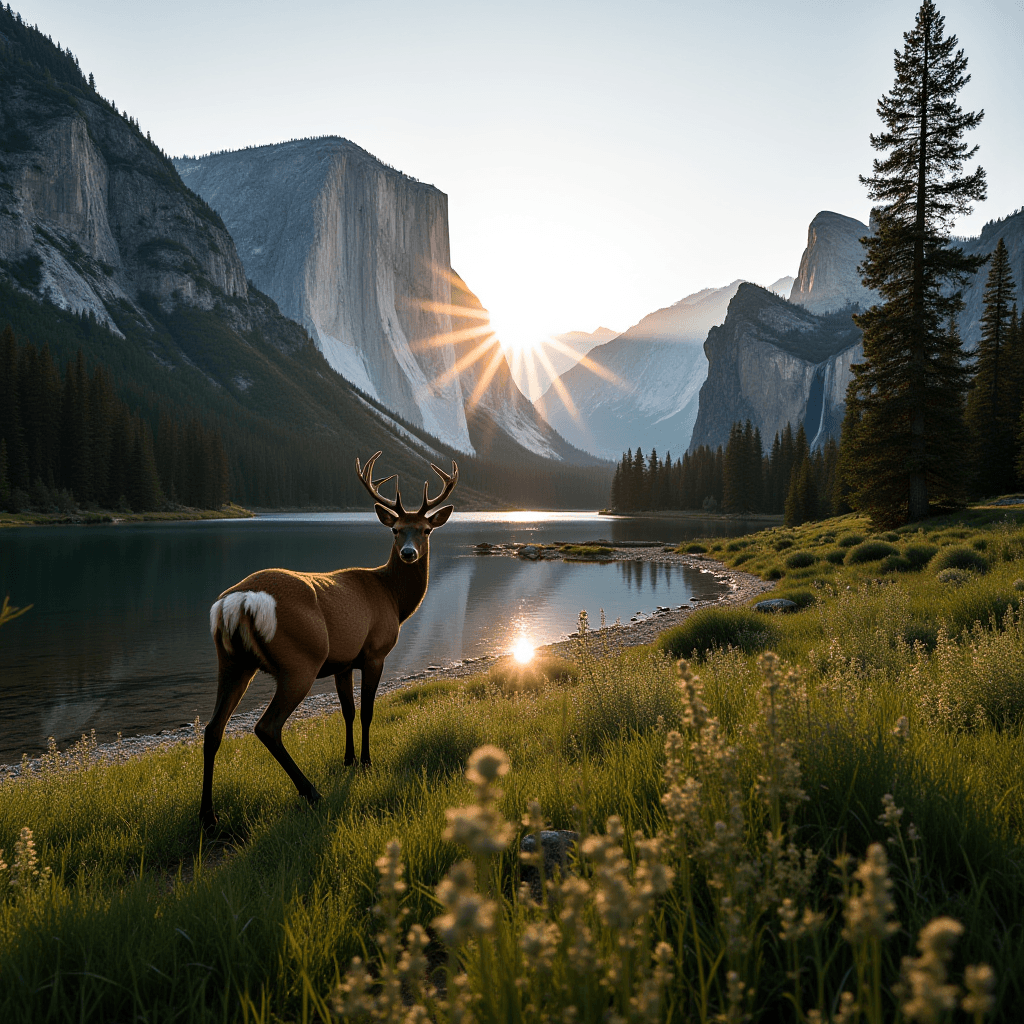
14 0 1024 352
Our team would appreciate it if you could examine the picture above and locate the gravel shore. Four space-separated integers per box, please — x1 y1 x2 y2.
1 548 771 780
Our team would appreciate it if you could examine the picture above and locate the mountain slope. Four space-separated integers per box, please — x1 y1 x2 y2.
534 277 791 461
788 211 878 314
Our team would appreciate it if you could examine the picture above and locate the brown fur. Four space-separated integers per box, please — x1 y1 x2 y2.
199 454 456 831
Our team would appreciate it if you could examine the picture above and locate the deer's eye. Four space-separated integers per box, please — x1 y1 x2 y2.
424 527 432 534
392 528 398 534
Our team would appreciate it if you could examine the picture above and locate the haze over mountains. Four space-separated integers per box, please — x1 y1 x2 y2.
534 276 793 462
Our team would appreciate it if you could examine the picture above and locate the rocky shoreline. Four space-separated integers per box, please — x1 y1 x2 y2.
0 548 771 781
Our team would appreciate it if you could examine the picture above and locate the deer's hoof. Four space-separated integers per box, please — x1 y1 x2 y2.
360 757 372 769
344 755 355 767
304 787 322 806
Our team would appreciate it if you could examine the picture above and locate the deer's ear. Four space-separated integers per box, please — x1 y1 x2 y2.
426 504 454 528
375 503 399 527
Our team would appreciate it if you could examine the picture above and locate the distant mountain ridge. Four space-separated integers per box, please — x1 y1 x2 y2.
534 276 792 461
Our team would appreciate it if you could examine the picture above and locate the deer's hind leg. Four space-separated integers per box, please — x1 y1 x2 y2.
335 668 356 766
201 658 258 831
254 664 321 805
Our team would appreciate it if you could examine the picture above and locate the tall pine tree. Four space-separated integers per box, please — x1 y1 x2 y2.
841 1 986 526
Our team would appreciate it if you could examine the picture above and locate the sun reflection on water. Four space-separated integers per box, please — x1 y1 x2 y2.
512 637 535 664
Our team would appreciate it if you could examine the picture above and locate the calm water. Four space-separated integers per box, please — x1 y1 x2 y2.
0 512 767 760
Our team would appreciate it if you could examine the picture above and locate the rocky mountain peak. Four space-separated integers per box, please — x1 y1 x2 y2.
789 210 877 315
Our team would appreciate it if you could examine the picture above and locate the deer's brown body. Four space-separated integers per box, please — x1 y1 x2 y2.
199 453 456 831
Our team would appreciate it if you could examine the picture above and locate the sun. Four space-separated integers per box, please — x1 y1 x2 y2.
402 263 626 427
512 637 535 664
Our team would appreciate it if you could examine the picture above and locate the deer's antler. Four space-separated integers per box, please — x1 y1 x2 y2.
356 451 404 513
418 460 459 514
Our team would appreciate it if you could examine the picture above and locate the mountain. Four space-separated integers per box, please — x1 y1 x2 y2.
173 140 586 462
788 211 878 314
0 9 610 509
958 208 1024 346
534 277 792 461
509 326 619 401
689 283 862 453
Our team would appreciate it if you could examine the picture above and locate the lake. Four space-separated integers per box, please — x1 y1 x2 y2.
0 511 769 761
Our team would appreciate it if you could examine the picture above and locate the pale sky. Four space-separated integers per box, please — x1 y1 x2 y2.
14 0 1024 351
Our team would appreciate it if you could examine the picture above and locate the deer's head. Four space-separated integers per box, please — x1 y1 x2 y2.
356 452 458 563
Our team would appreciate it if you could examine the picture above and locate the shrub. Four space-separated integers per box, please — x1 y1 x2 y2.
731 552 752 566
903 543 939 569
773 538 794 551
937 567 974 587
657 607 779 660
972 538 988 551
682 543 707 554
882 531 900 542
824 548 846 565
837 533 865 548
764 565 784 581
726 540 749 552
845 540 898 564
929 545 989 575
785 550 817 569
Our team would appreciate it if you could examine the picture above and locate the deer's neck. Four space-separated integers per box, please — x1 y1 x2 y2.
378 546 430 622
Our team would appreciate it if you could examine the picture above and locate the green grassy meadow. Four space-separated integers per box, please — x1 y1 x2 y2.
3 509 1024 1021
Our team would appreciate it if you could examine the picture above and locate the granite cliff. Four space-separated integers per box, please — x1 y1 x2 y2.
688 284 862 453
788 211 877 314
535 277 792 461
174 140 584 462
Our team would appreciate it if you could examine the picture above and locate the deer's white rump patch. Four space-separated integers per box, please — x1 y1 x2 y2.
210 591 278 655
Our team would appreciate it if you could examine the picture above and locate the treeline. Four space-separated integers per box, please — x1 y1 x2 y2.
0 326 227 512
610 421 842 526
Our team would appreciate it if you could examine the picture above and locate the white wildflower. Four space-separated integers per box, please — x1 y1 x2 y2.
898 916 963 1023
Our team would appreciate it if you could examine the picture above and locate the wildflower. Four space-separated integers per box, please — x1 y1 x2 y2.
842 843 900 943
721 969 747 1023
961 963 996 1017
677 660 709 731
835 991 858 1024
465 745 509 791
444 804 514 855
519 921 560 974
878 793 904 830
557 874 596 970
893 715 910 741
433 860 496 946
631 941 674 1023
898 916 963 1023
11 826 49 892
331 956 375 1019
375 838 407 901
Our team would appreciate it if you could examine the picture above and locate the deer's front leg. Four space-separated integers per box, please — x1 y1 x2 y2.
359 658 384 766
335 668 356 766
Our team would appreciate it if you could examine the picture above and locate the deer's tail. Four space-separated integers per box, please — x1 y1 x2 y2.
210 591 277 663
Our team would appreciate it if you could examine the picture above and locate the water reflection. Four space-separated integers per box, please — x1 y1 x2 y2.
0 512 762 760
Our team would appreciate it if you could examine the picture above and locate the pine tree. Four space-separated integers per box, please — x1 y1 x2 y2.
842 1 986 526
965 239 1017 495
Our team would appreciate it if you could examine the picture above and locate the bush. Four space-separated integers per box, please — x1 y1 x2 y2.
903 543 939 569
784 550 817 569
937 567 974 587
773 538 795 551
731 552 752 566
657 607 779 660
824 548 847 565
881 531 900 542
726 540 749 552
928 545 989 575
845 540 898 564
682 543 707 554
764 566 784 581
837 533 865 548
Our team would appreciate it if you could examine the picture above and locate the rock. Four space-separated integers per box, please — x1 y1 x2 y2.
789 211 879 315
520 830 579 896
519 545 541 560
754 598 798 614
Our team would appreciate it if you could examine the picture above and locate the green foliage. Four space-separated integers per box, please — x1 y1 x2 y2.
929 544 989 575
837 532 865 547
904 542 939 568
845 539 899 564
824 548 847 565
656 606 779 659
681 542 707 554
841 1 986 526
784 549 816 569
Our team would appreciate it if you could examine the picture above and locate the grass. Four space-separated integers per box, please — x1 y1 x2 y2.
3 507 1024 1020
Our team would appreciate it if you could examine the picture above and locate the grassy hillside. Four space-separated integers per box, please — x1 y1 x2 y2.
2 507 1022 1021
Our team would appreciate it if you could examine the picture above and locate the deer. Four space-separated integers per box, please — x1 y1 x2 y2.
200 451 458 831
